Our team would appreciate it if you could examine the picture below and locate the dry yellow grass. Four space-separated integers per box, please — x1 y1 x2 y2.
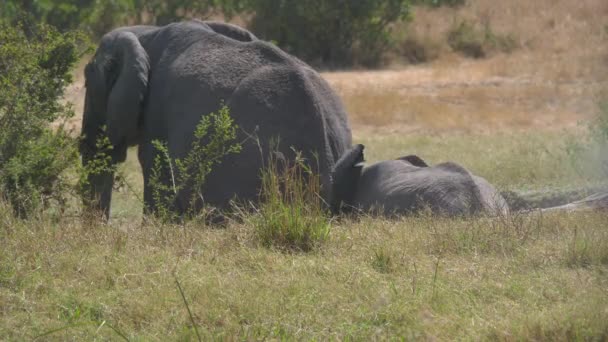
326 67 606 132
323 0 608 131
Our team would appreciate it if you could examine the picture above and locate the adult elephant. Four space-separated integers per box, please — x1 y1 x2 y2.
330 144 509 216
80 20 352 219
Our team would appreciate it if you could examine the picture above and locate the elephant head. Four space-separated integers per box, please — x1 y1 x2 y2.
80 31 150 218
331 144 509 217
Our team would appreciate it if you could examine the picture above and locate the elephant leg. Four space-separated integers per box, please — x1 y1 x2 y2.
139 142 156 215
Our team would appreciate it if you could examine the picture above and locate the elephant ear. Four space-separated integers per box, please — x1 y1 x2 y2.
105 31 150 150
397 155 428 167
330 144 365 214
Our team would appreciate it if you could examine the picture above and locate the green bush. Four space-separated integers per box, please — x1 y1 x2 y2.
150 105 241 221
447 20 485 58
2 1 466 67
1 0 88 30
400 35 441 64
0 0 135 37
130 0 219 26
0 23 85 217
241 0 412 68
118 0 464 67
251 149 331 252
447 20 517 58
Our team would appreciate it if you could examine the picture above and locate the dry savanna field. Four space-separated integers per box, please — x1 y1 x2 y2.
2 0 608 340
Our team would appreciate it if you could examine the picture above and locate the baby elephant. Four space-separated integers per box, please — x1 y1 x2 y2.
330 144 508 217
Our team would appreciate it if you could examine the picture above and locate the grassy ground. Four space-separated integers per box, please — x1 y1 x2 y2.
3 0 608 340
1 130 607 340
1 201 607 340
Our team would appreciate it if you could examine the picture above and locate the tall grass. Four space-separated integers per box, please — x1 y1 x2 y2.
2 202 607 340
251 151 331 252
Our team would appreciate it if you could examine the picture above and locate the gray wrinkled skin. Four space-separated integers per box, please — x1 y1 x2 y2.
331 144 508 217
81 20 352 218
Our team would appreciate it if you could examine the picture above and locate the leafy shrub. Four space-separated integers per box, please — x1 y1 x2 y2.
0 23 85 217
2 1 465 67
0 0 92 31
129 0 219 26
134 0 432 67
400 35 441 64
0 0 135 37
85 0 137 37
447 20 485 58
150 105 241 221
252 149 331 252
447 20 517 58
241 0 412 68
484 27 518 54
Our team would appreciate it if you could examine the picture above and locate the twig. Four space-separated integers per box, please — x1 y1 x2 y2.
175 275 202 342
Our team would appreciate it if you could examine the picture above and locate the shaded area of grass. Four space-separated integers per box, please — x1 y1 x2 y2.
1 207 607 340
